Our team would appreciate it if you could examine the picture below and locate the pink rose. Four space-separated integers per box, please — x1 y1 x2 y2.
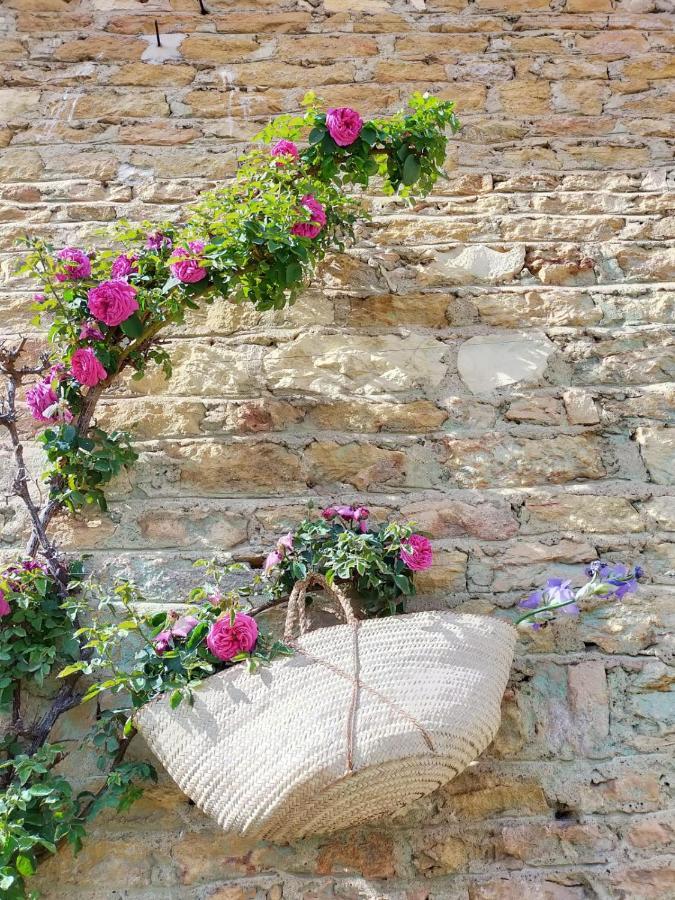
206 613 258 661
271 140 299 161
25 378 73 425
87 280 139 327
79 321 104 341
55 247 91 282
111 254 138 279
400 534 433 571
325 107 363 147
34 293 45 302
70 347 107 387
291 194 326 239
170 245 208 283
0 590 10 618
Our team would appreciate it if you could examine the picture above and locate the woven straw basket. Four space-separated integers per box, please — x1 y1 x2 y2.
135 575 516 842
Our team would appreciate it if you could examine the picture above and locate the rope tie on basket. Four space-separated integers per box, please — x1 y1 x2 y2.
284 574 434 775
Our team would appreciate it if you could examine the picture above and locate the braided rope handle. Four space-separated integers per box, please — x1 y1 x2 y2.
284 573 358 641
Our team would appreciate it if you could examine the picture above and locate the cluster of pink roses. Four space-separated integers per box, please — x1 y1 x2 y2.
269 106 362 241
26 348 108 424
152 609 258 663
322 504 370 532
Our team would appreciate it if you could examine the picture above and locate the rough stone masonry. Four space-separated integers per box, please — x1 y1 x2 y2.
0 0 674 897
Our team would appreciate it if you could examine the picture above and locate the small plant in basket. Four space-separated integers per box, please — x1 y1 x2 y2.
262 505 434 617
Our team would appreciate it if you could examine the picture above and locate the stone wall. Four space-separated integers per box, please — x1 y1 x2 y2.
1 0 674 897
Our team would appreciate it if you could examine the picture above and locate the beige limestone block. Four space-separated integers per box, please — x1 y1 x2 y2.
636 427 675 484
263 333 446 398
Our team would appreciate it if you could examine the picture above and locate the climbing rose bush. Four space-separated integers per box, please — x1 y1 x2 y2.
63 562 291 716
18 91 459 516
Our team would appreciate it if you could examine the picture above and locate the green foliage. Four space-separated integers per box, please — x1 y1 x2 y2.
63 562 291 723
39 425 137 512
0 562 82 712
18 92 457 517
268 510 421 617
0 743 155 900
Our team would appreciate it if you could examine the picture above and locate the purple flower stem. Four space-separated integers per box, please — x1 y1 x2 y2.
515 596 583 625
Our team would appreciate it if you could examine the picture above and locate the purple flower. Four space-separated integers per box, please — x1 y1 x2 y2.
400 535 433 572
545 578 574 604
55 247 91 282
586 561 642 599
560 603 581 616
70 347 107 387
25 378 73 425
519 589 544 610
79 321 104 341
322 507 338 520
33 293 45 302
291 194 326 239
111 253 138 279
0 590 10 618
170 245 208 283
206 613 258 661
153 630 173 655
88 280 139 327
146 232 173 251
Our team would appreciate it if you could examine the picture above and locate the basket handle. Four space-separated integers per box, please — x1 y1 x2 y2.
284 573 358 641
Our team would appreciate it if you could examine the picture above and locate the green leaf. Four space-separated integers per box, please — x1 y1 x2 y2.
170 690 183 709
28 784 54 796
285 261 302 285
361 125 377 146
120 314 144 339
402 154 421 187
15 855 35 877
